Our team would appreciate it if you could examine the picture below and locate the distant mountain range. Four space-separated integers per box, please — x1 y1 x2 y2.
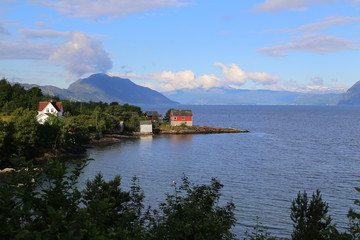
162 88 343 105
338 80 360 105
18 73 353 105
21 73 177 105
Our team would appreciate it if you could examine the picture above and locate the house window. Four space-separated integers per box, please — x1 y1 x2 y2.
46 108 49 113
173 117 177 120
51 108 54 113
182 117 185 120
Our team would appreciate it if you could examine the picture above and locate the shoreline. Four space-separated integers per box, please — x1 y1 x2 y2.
157 125 249 135
89 125 249 145
0 126 249 174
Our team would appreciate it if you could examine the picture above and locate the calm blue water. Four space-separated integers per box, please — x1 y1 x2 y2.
78 105 360 238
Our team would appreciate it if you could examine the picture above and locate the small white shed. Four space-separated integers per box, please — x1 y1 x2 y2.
140 120 152 133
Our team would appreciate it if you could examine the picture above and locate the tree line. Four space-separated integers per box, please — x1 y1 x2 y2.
0 78 154 168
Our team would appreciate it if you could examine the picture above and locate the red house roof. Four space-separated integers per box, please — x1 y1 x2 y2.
170 109 192 117
38 102 63 112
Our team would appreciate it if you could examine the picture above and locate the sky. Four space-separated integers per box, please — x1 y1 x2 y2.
0 0 359 93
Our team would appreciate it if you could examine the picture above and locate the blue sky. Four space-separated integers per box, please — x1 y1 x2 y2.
0 0 359 93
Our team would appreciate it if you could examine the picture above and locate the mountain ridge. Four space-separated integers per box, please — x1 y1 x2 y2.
20 73 177 105
338 80 360 105
163 87 343 105
17 73 346 105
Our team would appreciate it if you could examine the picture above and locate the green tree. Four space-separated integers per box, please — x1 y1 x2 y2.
0 78 12 109
163 108 173 123
244 217 276 240
290 190 333 240
348 187 360 239
37 115 64 153
24 87 43 110
149 176 237 240
10 108 39 158
125 115 140 132
0 119 13 167
81 174 147 239
62 115 90 147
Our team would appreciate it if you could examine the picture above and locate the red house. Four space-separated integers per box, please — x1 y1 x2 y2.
170 109 193 126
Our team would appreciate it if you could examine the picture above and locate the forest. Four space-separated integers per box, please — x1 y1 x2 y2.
0 78 149 168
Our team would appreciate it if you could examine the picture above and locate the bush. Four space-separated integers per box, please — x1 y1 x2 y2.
0 160 237 240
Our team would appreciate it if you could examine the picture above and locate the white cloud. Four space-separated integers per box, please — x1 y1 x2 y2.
50 31 112 76
110 62 280 91
257 33 358 56
0 28 112 76
214 62 247 84
142 70 221 91
255 0 360 12
214 62 280 85
292 16 360 33
30 0 190 19
265 79 348 93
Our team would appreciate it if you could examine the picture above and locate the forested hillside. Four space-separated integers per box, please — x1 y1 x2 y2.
0 78 149 168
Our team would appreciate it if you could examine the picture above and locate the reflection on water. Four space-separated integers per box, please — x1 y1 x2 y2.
168 134 193 144
139 135 153 142
80 105 360 238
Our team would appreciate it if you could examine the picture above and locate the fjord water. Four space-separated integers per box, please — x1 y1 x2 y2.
79 105 360 238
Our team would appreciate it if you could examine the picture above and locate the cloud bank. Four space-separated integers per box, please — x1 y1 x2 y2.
50 31 112 76
255 0 360 12
257 33 358 57
111 63 280 92
291 16 360 33
0 28 112 76
257 15 360 57
30 0 189 19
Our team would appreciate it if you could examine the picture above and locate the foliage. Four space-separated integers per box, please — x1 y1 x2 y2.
163 108 173 123
149 175 237 240
244 217 276 240
10 108 39 158
0 78 50 114
81 174 147 239
0 119 12 166
290 190 333 240
124 114 141 132
0 160 238 240
348 187 360 239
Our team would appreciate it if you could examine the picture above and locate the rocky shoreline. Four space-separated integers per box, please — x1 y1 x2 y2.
89 126 249 144
158 125 249 135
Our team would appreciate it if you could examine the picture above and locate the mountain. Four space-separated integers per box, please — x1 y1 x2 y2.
19 74 344 105
292 93 342 105
67 73 177 104
21 73 177 105
337 80 360 105
163 88 342 105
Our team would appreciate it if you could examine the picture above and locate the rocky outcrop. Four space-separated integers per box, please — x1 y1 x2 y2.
158 126 249 134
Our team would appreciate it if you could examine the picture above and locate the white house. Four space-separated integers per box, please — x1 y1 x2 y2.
36 101 63 124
